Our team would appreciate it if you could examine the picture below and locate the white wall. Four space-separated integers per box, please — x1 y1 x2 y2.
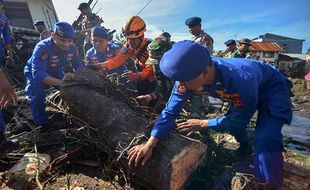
257 51 279 63
6 0 58 30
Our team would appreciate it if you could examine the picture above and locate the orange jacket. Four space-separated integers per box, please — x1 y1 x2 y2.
104 38 155 81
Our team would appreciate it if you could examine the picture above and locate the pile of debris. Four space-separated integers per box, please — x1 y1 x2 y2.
0 68 309 190
290 78 310 117
1 69 209 189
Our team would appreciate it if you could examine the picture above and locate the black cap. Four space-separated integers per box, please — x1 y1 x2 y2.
33 20 45 26
224 39 236 46
185 17 201 27
78 2 89 10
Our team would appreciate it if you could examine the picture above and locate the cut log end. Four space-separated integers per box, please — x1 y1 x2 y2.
170 142 207 190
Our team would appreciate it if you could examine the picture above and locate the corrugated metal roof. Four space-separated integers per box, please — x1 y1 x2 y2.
249 42 283 52
283 53 306 61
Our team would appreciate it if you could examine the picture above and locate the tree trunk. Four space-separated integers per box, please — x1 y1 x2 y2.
59 68 207 190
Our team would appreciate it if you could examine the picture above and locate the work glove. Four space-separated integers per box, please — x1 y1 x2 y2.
121 70 141 82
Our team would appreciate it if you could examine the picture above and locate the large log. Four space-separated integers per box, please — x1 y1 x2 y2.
60 68 207 190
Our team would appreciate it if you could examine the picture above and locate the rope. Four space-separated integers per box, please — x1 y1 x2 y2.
136 0 153 16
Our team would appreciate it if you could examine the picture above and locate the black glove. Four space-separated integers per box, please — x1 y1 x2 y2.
86 64 101 71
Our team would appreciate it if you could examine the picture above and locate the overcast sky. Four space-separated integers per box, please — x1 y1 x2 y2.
52 0 310 53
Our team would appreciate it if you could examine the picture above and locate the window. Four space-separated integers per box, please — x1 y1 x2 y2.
282 43 288 53
263 52 274 58
4 2 33 29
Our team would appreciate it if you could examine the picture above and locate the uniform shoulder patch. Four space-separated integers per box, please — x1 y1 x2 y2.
202 36 211 45
177 83 186 93
40 49 48 60
230 93 246 108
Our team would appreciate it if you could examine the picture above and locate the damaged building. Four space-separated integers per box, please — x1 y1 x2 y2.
1 0 58 63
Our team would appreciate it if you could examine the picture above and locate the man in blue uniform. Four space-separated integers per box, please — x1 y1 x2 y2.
128 41 292 189
0 0 12 67
24 22 84 127
85 26 127 76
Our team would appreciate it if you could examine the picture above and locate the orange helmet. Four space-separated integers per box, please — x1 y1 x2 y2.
122 16 146 39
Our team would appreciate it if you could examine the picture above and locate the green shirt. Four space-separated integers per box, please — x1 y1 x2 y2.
229 49 248 58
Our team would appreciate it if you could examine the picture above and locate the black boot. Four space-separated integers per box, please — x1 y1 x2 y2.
0 132 4 143
0 133 19 153
36 123 51 133
235 140 253 159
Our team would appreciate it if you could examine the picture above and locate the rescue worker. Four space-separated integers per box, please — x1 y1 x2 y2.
33 20 52 41
77 2 103 56
0 68 17 146
186 16 212 118
137 36 208 115
98 16 155 95
185 16 214 53
85 26 127 78
24 22 84 127
128 41 292 189
223 39 237 58
230 38 252 58
136 36 173 112
159 31 175 47
0 0 12 67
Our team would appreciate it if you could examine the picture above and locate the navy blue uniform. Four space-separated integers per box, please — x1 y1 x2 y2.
0 12 11 132
24 38 83 125
153 57 292 187
85 43 127 75
0 109 4 133
0 12 11 66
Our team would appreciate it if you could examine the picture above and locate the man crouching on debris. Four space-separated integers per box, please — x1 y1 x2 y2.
24 22 84 128
128 40 292 189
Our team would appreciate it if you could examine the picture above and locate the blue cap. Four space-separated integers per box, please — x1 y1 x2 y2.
224 39 236 46
185 17 201 27
92 26 109 39
160 40 211 82
33 20 45 26
53 22 75 39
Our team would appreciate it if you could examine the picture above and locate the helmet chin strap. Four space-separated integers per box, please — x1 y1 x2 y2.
138 36 144 46
131 36 143 50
